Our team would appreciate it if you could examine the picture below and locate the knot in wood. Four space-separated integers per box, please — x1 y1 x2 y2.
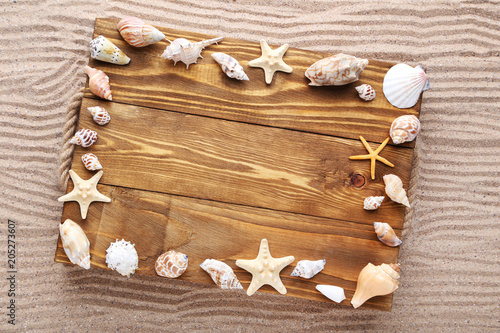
351 174 366 188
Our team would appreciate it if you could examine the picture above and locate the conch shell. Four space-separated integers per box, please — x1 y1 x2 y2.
383 174 410 207
211 52 249 80
290 259 326 279
373 222 402 247
351 263 400 308
200 259 243 290
155 250 188 278
383 63 430 109
117 16 165 47
305 53 368 86
88 106 110 126
363 196 385 210
59 219 90 269
81 153 102 171
390 115 421 145
161 37 223 69
355 84 376 101
70 129 97 148
85 66 112 101
89 35 130 65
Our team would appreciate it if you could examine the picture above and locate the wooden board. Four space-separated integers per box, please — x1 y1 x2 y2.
55 18 422 311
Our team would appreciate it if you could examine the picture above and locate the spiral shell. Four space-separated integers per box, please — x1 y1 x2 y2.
211 52 249 81
87 106 111 126
390 115 421 145
117 16 165 47
351 263 400 308
59 219 90 269
290 259 326 279
90 35 130 65
81 153 102 171
374 222 402 247
355 84 376 101
363 196 385 210
383 174 410 207
383 63 430 109
155 250 188 278
70 129 97 148
200 259 243 290
305 53 368 86
161 37 223 69
85 66 112 101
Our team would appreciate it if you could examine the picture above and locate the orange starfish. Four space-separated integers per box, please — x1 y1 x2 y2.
349 136 394 180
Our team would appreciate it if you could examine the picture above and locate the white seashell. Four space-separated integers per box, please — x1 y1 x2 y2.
363 196 385 210
383 174 410 207
81 153 103 171
211 52 249 81
117 17 165 47
105 239 139 277
200 259 243 289
161 37 223 69
390 115 421 144
59 219 90 269
87 106 111 126
374 222 402 247
290 259 326 279
89 35 130 65
305 53 368 86
355 84 376 101
70 129 97 148
316 285 346 303
383 64 430 109
155 250 188 278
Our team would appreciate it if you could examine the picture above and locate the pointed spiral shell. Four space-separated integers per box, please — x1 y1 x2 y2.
355 84 376 101
200 259 243 289
81 153 102 171
70 129 97 148
305 53 368 86
155 250 188 278
212 52 249 80
383 174 410 207
85 66 112 101
90 35 130 65
363 196 385 210
290 259 326 279
373 222 402 247
87 106 111 126
117 16 165 47
390 115 421 144
161 37 223 69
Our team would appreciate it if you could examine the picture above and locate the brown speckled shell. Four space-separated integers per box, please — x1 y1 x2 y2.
155 250 188 278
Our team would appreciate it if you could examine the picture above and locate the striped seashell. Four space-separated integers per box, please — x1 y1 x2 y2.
155 250 188 278
383 64 430 109
200 259 243 290
355 84 376 101
363 196 385 210
390 115 421 144
90 35 130 65
211 52 249 80
70 129 97 148
81 153 102 171
59 219 90 269
374 222 402 247
383 174 410 208
117 16 165 47
161 37 223 69
85 66 112 101
305 53 368 86
87 106 111 126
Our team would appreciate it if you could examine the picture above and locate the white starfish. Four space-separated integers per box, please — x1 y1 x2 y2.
248 40 293 84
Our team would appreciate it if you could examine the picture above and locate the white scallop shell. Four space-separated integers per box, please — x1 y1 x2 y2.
161 37 223 69
105 239 139 277
390 115 421 144
383 174 410 207
290 259 326 279
355 84 376 101
316 285 346 303
200 259 243 289
70 129 97 148
383 64 430 108
212 52 249 81
155 250 188 278
59 219 90 269
81 153 102 171
363 196 385 210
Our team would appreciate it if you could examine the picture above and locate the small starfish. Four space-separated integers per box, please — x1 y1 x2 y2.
235 239 295 296
349 136 395 180
58 170 111 219
248 40 293 84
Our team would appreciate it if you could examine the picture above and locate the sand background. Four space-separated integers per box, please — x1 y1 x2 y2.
0 0 498 331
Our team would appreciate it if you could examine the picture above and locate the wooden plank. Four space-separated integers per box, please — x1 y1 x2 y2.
55 184 399 311
85 18 421 146
73 97 412 228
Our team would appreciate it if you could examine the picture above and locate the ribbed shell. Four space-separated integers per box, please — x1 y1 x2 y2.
70 129 97 148
363 196 385 210
155 250 188 278
161 37 223 69
383 64 430 109
305 53 368 86
383 174 410 207
200 259 243 289
85 66 112 101
117 16 165 47
374 222 402 247
355 84 376 101
90 35 130 65
390 115 421 144
87 106 111 125
81 153 102 171
211 52 249 80
59 219 90 269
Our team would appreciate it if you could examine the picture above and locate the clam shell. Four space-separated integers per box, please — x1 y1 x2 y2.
390 115 421 144
200 259 243 289
316 285 346 303
374 222 402 247
290 259 326 279
355 84 376 101
305 53 368 86
90 35 130 65
383 64 430 109
85 66 112 101
212 52 249 80
81 153 102 171
161 37 223 69
59 219 90 269
105 239 139 277
363 196 385 210
383 174 410 207
155 250 188 278
70 129 97 148
87 106 111 126
117 16 165 47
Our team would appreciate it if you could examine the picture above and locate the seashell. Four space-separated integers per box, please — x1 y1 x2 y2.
59 219 90 269
87 106 111 126
383 174 410 208
363 196 385 210
211 52 249 81
383 63 430 109
161 37 223 69
351 263 400 308
290 259 326 279
85 66 112 101
390 115 421 145
200 259 243 290
105 239 139 277
373 222 402 247
81 153 103 171
117 16 165 47
89 35 130 65
70 128 97 148
316 285 346 303
355 84 376 101
305 53 368 86
155 250 188 278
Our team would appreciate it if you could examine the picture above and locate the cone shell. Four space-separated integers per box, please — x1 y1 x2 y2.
85 66 112 101
305 53 368 86
59 219 90 269
383 64 430 109
200 259 243 290
390 115 421 145
117 16 165 47
161 37 223 69
374 222 402 247
316 285 346 303
70 129 97 148
87 106 111 126
290 259 326 279
211 52 249 80
90 35 130 65
363 196 385 210
155 250 188 278
351 263 400 308
383 174 410 207
355 84 376 101
81 153 102 171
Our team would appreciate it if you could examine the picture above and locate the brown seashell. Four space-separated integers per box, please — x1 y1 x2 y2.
70 129 97 148
155 250 188 278
351 263 400 308
390 115 421 145
305 53 368 86
85 66 112 101
355 84 376 101
81 153 102 171
117 16 165 47
373 222 402 247
87 106 111 126
363 196 385 210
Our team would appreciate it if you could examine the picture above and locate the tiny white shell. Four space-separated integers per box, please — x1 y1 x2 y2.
212 52 249 81
161 37 223 69
70 129 97 148
290 259 326 279
200 259 243 289
59 219 90 269
316 285 346 303
81 153 103 171
390 115 421 144
363 196 385 210
383 64 430 109
355 84 376 101
87 106 111 126
383 174 410 207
